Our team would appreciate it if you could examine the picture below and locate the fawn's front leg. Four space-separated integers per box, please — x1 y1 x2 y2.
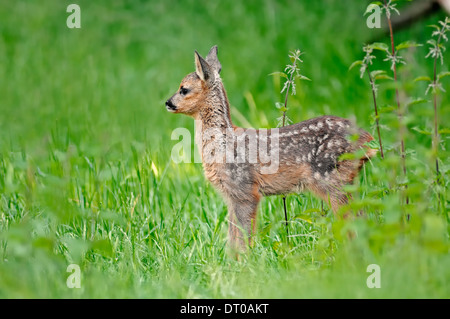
227 196 260 253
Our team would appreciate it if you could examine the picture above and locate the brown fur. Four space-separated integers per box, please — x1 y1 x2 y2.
166 46 377 252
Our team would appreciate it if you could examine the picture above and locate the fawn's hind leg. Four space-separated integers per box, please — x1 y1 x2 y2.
309 183 351 217
227 195 260 252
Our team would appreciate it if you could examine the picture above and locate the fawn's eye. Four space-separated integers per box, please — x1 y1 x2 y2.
180 87 190 95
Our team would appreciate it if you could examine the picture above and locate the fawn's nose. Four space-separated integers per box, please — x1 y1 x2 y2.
165 99 177 112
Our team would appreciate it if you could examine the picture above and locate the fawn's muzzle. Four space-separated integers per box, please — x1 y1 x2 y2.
165 99 177 112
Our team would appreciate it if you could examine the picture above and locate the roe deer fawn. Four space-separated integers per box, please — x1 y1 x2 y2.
166 46 377 252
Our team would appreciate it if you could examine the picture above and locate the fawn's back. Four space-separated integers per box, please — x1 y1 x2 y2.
196 114 375 212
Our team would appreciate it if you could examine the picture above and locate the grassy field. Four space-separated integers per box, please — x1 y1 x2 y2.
0 0 449 298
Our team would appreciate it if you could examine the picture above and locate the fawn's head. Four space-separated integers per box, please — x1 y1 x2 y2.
165 46 222 117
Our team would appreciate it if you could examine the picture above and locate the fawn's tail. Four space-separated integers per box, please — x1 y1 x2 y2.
357 129 377 162
335 129 377 185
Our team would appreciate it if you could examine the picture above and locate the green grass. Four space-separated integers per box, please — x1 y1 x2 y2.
0 0 449 298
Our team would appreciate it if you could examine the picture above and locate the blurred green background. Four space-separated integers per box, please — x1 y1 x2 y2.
0 0 449 298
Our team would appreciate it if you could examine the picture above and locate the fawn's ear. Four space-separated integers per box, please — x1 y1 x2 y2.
195 51 215 83
205 45 222 74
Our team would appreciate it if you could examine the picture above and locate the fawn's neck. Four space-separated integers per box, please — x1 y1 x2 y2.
195 81 234 162
197 81 233 130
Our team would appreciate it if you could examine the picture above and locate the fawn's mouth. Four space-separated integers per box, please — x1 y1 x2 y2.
165 100 177 112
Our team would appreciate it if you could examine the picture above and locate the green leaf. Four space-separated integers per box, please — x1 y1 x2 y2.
269 71 287 79
349 60 363 71
375 74 393 80
338 152 356 161
370 70 385 78
365 139 380 150
369 42 389 52
406 98 427 107
275 102 287 112
438 128 450 135
396 41 422 51
412 126 431 135
427 24 441 31
378 105 396 114
414 76 431 82
275 102 284 109
438 71 450 80
427 39 437 46
295 74 311 81
369 70 393 81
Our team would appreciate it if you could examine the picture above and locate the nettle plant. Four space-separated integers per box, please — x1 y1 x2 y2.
350 44 392 159
270 49 310 238
376 0 422 205
271 49 311 128
415 17 450 184
355 0 425 206
357 0 450 211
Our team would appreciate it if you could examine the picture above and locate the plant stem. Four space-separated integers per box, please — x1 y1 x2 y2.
432 32 443 184
280 58 298 240
384 0 408 204
366 68 384 159
282 196 289 238
282 70 296 127
431 28 445 211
